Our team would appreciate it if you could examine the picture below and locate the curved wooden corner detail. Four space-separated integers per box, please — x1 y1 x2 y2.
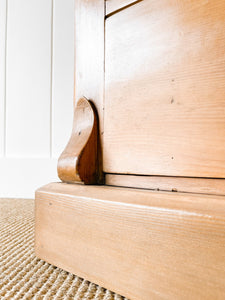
57 97 103 184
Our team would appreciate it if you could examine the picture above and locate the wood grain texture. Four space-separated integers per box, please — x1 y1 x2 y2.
106 174 225 196
105 0 141 16
74 0 104 135
56 0 104 184
35 182 225 300
58 97 102 184
104 0 225 178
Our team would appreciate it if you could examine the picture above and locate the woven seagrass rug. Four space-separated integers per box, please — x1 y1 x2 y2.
0 198 128 300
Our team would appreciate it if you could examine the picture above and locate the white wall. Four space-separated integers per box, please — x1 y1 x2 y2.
0 0 74 198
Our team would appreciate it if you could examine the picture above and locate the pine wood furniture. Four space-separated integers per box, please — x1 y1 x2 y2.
35 0 225 299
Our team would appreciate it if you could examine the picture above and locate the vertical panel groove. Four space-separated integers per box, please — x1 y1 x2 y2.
50 0 54 158
51 0 74 158
102 0 106 136
3 0 8 157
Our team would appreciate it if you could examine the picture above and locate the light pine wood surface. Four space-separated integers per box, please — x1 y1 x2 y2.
105 0 140 16
106 174 225 196
74 0 104 136
57 0 105 184
104 0 225 178
35 182 225 300
35 1 225 299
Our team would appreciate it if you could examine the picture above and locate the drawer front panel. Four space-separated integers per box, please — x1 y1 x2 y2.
104 0 225 178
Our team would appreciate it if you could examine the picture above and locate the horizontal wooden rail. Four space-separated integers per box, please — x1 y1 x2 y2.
106 174 225 196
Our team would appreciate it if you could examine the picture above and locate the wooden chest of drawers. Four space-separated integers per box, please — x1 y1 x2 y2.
35 1 225 299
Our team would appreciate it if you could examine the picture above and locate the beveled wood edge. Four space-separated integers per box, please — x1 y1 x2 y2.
36 182 225 217
105 174 225 196
105 0 143 17
57 98 103 184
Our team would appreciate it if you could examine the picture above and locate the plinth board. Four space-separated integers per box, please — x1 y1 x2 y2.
35 182 225 300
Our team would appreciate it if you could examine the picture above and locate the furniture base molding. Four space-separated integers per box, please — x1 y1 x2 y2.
35 182 225 300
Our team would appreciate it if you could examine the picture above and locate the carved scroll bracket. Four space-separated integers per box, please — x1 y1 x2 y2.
57 97 103 184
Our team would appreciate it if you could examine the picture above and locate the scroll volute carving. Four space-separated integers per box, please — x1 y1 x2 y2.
57 97 103 184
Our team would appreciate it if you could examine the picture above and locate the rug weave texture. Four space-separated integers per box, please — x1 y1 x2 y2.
0 198 128 300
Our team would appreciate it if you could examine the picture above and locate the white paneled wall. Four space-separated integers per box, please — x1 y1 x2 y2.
6 0 52 157
52 0 75 158
0 0 74 197
0 0 6 157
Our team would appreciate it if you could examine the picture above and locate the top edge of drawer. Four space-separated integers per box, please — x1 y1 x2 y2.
105 0 142 16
